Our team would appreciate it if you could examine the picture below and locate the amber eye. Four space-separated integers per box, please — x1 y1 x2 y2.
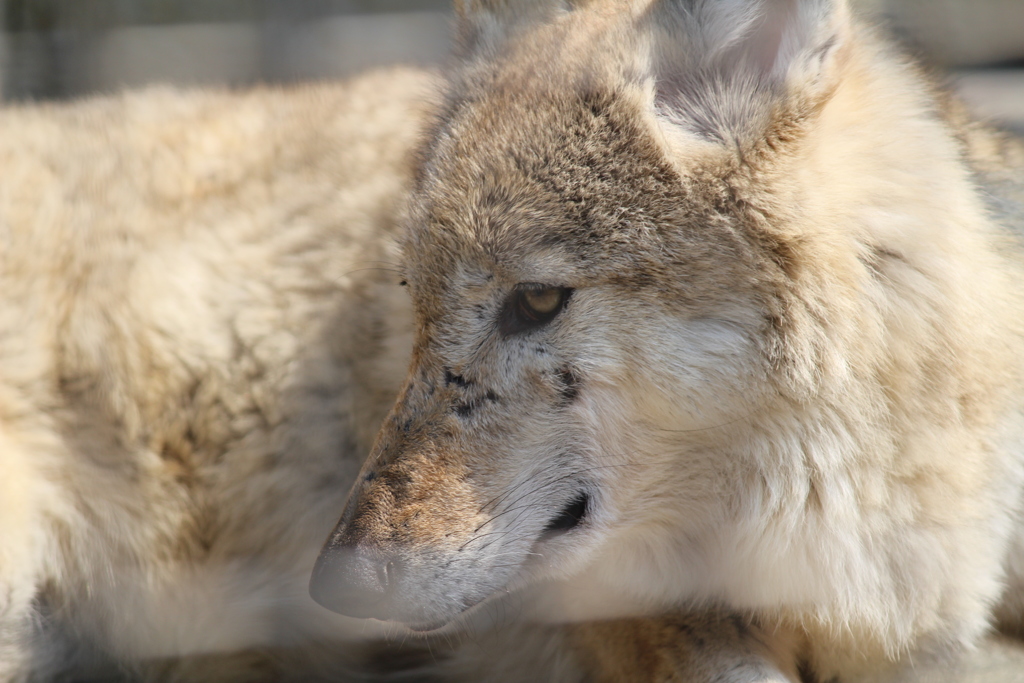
522 288 563 317
499 284 572 336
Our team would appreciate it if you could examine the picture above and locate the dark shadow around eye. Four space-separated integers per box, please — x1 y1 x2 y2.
498 284 572 337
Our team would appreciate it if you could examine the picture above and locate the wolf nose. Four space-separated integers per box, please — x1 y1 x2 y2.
309 543 401 619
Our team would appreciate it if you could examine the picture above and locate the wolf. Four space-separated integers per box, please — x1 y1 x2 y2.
307 0 1024 681
3 1 1024 683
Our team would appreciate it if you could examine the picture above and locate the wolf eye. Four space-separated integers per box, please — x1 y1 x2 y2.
499 285 572 336
522 288 563 316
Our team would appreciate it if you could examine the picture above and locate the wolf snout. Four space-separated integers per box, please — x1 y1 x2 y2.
309 541 402 620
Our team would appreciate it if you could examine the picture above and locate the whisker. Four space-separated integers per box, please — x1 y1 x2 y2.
655 409 759 434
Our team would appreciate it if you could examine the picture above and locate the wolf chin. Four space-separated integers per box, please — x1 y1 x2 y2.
3 0 1024 681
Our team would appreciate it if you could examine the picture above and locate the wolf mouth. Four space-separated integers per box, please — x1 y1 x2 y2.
540 492 590 540
432 493 591 628
392 580 517 633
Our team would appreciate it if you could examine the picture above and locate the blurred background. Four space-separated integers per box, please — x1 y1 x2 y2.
0 0 1021 132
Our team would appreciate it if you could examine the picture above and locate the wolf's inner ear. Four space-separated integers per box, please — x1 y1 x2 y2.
646 0 850 141
454 0 576 55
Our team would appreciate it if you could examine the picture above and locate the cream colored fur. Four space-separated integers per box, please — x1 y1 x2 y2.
3 1 1024 682
0 71 432 680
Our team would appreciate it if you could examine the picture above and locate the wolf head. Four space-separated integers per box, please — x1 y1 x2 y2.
311 0 1018 650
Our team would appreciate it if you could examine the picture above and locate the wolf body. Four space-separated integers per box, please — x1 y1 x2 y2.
2 1 1024 682
0 72 433 680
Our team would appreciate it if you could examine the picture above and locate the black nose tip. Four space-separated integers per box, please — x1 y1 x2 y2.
309 543 402 619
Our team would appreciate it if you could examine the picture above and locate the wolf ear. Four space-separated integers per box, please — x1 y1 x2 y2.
647 0 851 141
454 0 574 54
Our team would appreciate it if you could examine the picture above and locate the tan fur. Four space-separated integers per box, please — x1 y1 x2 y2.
0 69 434 680
568 613 800 683
4 1 1024 682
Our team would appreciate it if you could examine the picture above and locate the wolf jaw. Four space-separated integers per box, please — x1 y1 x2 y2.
311 0 1024 677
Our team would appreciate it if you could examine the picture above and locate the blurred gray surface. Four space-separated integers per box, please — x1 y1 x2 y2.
956 69 1024 135
879 0 1024 66
75 12 450 93
0 10 453 99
